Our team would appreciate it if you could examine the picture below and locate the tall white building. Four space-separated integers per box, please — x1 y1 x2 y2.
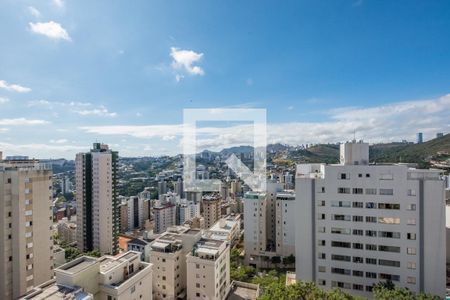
0 157 54 299
186 238 230 300
177 200 200 225
295 140 446 298
76 143 119 255
153 202 176 234
149 226 202 299
275 191 296 257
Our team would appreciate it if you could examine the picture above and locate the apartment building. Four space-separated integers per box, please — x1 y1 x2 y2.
275 191 295 257
186 238 230 300
203 194 221 229
243 185 295 268
176 200 200 225
21 251 152 300
204 214 241 246
154 202 176 234
76 143 119 255
295 140 446 298
119 199 129 232
149 226 202 300
0 156 54 299
57 217 77 244
128 195 144 230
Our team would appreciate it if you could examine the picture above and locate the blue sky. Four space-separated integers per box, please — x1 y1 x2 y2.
1 0 450 158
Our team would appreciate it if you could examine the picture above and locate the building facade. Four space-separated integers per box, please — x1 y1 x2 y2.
295 141 446 298
76 143 119 255
203 194 221 229
0 157 54 299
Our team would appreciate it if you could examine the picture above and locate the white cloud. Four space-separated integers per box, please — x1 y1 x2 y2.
170 47 204 81
28 6 41 17
0 97 10 104
0 128 9 133
0 142 85 158
0 118 50 126
29 21 71 41
27 100 117 117
79 93 450 151
73 105 117 117
0 80 31 93
52 0 64 8
50 139 68 144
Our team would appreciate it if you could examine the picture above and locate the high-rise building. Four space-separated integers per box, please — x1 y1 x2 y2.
186 238 230 300
75 143 119 255
174 178 184 198
176 200 200 225
275 191 296 257
21 251 152 300
153 202 176 234
119 199 129 232
57 217 77 245
150 226 202 299
436 132 444 139
416 132 423 144
127 195 144 230
202 194 221 229
295 140 445 298
0 157 54 299
158 180 167 197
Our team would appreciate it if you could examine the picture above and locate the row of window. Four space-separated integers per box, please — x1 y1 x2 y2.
320 241 417 255
330 201 401 210
321 214 416 225
327 228 415 240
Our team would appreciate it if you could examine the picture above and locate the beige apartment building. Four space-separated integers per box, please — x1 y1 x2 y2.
21 251 153 300
202 194 221 229
149 226 202 300
186 238 230 300
76 143 120 255
0 155 54 299
57 217 77 245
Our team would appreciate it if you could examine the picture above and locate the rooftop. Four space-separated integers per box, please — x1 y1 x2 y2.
21 280 92 300
57 256 98 275
225 281 260 300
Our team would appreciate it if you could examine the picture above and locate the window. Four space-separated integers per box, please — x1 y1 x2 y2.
318 213 326 220
379 259 400 267
407 204 416 211
366 173 371 178
332 214 350 221
352 215 363 222
318 253 326 259
196 283 200 288
318 280 326 286
318 227 326 233
331 254 350 262
331 241 351 248
318 240 326 246
331 227 350 235
365 188 377 195
331 267 351 275
366 272 377 279
321 187 325 193
407 277 416 284
352 243 363 250
407 262 416 270
378 203 400 210
379 231 401 239
352 202 363 208
366 286 373 292
366 258 377 265
379 273 400 281
331 201 350 207
352 229 363 236
407 218 416 225
407 233 416 240
407 189 416 196
366 216 377 223
318 266 326 273
318 200 325 207
366 202 376 209
339 173 349 180
131 286 136 293
365 244 377 251
352 271 364 277
338 187 350 194
379 217 400 224
353 256 363 264
352 188 363 194
407 247 416 255
378 245 401 253
366 230 377 237
380 188 394 195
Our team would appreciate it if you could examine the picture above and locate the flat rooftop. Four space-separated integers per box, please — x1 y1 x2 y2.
226 281 260 300
58 256 98 275
20 281 92 300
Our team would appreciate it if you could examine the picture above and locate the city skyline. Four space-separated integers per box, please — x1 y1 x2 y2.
1 1 450 158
